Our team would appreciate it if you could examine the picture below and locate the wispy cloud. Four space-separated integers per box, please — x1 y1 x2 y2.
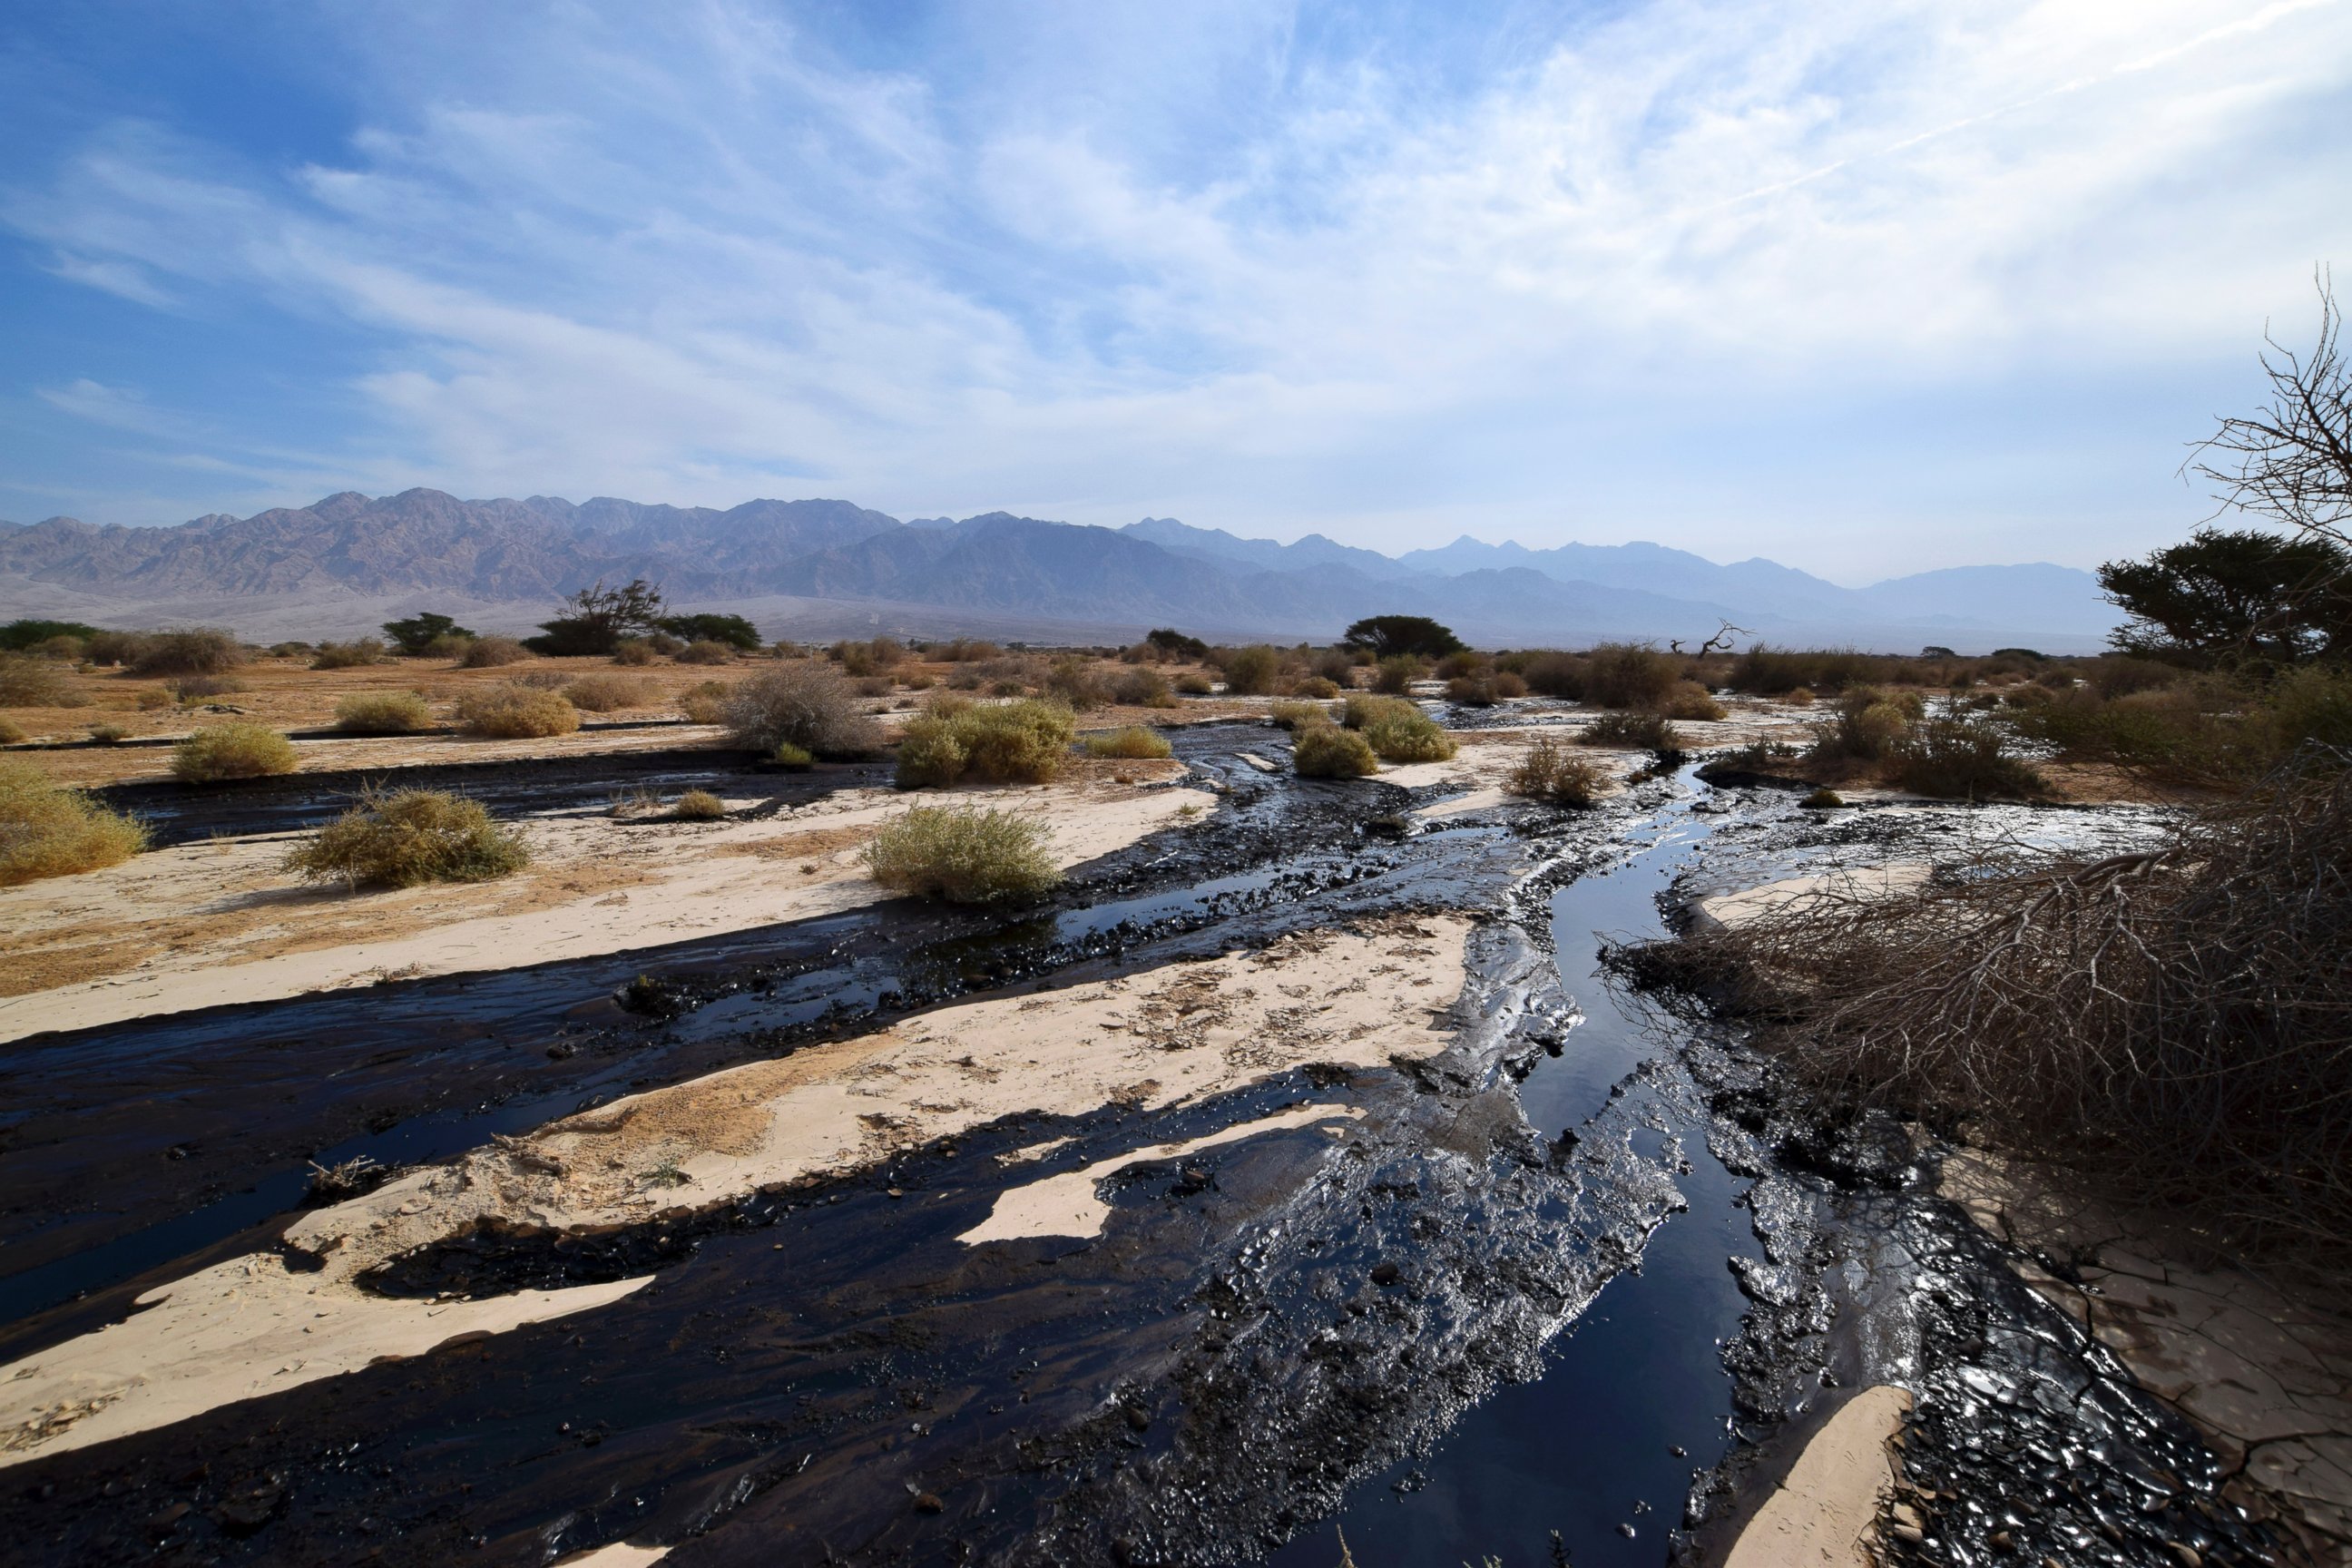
4 0 2351 576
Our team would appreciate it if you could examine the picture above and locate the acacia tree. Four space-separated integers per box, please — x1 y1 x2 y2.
525 579 666 656
1341 614 1464 660
2100 528 2351 664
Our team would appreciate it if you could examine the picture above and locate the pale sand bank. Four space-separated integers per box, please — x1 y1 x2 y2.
1721 1385 1912 1568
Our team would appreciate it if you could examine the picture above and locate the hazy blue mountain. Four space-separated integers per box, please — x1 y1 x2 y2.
1122 517 1422 581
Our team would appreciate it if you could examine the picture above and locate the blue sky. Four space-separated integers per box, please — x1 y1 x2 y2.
3 0 2349 582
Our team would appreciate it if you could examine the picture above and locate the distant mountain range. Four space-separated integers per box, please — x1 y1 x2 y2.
0 488 2122 652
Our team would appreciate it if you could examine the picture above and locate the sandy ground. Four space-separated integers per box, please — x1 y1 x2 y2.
0 760 1211 1041
1721 1385 1912 1568
0 914 1471 1465
1689 866 1935 932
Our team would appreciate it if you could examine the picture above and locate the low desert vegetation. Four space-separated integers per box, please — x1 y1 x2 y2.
0 619 101 652
770 741 814 768
1656 680 1727 720
1341 694 1455 762
896 698 1074 788
1111 666 1175 708
722 662 884 758
455 685 581 739
456 634 531 668
0 653 83 707
382 612 475 656
677 680 732 724
0 758 149 885
1581 710 1680 750
863 804 1062 903
677 639 735 665
311 638 387 670
333 691 436 734
87 722 129 744
0 717 24 744
1173 672 1214 696
283 789 530 889
130 629 244 678
1082 725 1172 760
168 675 247 701
171 722 299 781
1884 716 2048 799
1292 722 1380 778
1506 736 1602 807
670 789 727 820
1267 700 1330 730
563 672 657 712
1222 644 1281 696
611 638 658 666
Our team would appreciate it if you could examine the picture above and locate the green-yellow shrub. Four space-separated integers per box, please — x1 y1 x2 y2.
0 759 148 885
1293 723 1379 778
333 691 435 734
863 805 1061 903
172 723 299 781
1346 696 1455 762
1507 736 1601 806
283 789 530 888
455 686 581 739
671 789 727 820
1083 726 1172 759
894 700 1074 789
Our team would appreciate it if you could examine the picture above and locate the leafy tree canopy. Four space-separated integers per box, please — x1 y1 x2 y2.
524 579 666 656
2099 528 2351 665
0 619 100 651
1144 627 1208 659
658 612 762 650
1342 614 1465 660
381 612 475 654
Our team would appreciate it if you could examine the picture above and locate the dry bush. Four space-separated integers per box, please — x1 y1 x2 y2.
1628 765 2352 1282
832 637 906 677
564 673 657 712
1658 681 1727 720
1112 667 1175 708
2088 657 2185 700
1885 718 2047 799
312 638 387 670
895 700 1073 788
169 675 248 701
1728 645 1877 697
421 633 472 659
1293 723 1379 778
1223 644 1281 696
1174 672 1214 696
1083 725 1172 760
84 631 154 668
611 638 657 666
671 789 727 820
1581 710 1680 750
770 741 814 768
935 638 1000 662
1289 675 1343 700
283 789 529 888
1445 674 1496 706
1371 656 1421 695
1343 694 1455 762
456 685 581 739
0 758 148 885
678 680 732 724
677 639 734 665
0 653 82 707
1517 652 1589 700
1310 649 1357 686
1435 651 1488 680
1808 685 1922 763
267 641 312 659
457 635 530 668
1268 701 1331 730
863 805 1060 903
1506 736 1601 807
89 721 130 744
334 691 435 734
1490 671 1527 700
722 662 884 758
1044 656 1112 710
172 723 299 781
1583 643 1679 709
0 717 24 744
28 634 83 661
131 629 243 677
853 675 895 697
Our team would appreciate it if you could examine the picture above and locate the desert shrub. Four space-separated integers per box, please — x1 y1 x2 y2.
645 632 686 657
0 653 81 707
1490 671 1527 700
677 639 734 665
456 685 581 739
1268 701 1331 730
1581 710 1680 750
457 635 530 669
671 789 727 820
0 758 149 885
853 675 894 698
172 723 299 781
1043 656 1111 710
1224 644 1281 696
1802 788 1845 808
130 629 243 677
863 805 1061 903
1174 672 1214 695
312 638 387 670
1083 726 1172 760
1293 723 1380 778
611 638 657 666
562 673 655 712
1371 656 1421 695
1434 651 1488 681
333 691 435 734
1785 687 1817 706
1883 717 2047 799
1445 675 1498 706
720 662 885 758
267 641 313 659
1808 685 1922 762
831 637 906 678
2088 657 2184 700
283 789 529 888
27 634 84 661
0 718 23 744
1631 768 2352 1281
677 680 732 724
2260 664 2352 757
1310 649 1357 686
895 700 1074 789
1343 696 1455 762
1583 643 1679 709
1506 736 1601 807
83 631 153 668
1285 675 1339 700
168 675 247 701
0 619 101 652
1518 652 1589 700
88 722 129 744
1657 680 1728 720
421 633 472 658
1728 645 1877 697
1112 667 1175 708
935 638 1001 662
770 741 814 768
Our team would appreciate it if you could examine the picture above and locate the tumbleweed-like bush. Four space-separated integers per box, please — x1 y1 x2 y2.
1506 736 1601 807
333 691 435 734
284 789 530 888
670 789 727 820
311 638 387 670
1292 723 1379 778
1083 725 1172 760
863 805 1061 903
454 685 580 739
130 629 244 678
564 672 656 712
0 758 148 885
1580 710 1680 750
722 662 883 759
457 635 531 669
172 722 299 781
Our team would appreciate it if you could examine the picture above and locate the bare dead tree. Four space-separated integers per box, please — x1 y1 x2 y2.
1671 619 1749 657
2190 268 2351 553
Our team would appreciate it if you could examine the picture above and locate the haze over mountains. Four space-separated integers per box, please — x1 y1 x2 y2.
0 489 2121 652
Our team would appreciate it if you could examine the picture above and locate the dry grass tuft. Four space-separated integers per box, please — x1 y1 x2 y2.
457 635 531 668
0 653 83 707
671 789 727 820
333 691 435 734
1082 725 1173 760
311 638 387 670
172 722 299 781
1506 736 1601 806
1657 681 1728 720
677 639 735 665
864 804 1061 903
564 672 657 712
0 717 24 745
455 685 581 739
283 789 530 888
1580 710 1680 750
0 758 148 885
